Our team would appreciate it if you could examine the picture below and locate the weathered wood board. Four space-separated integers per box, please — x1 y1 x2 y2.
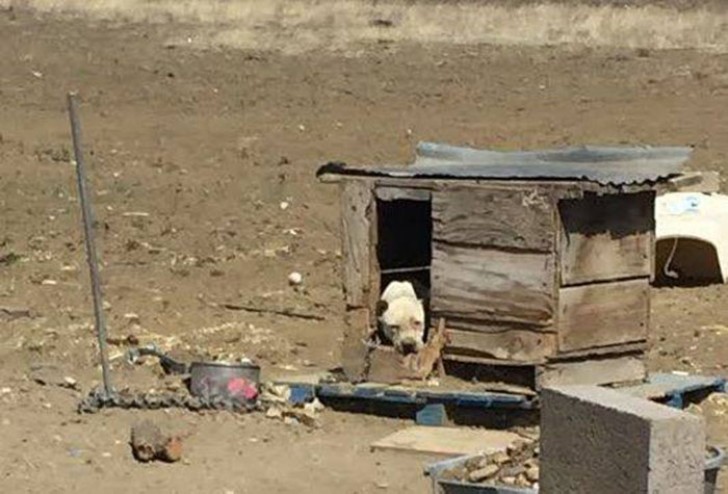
367 345 414 384
558 192 654 285
537 354 646 388
341 180 372 307
341 308 371 382
432 185 555 251
445 328 556 363
431 243 555 328
557 278 649 352
371 426 520 457
375 186 431 202
661 171 720 194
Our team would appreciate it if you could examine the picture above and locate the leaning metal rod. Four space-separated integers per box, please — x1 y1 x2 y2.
67 92 113 397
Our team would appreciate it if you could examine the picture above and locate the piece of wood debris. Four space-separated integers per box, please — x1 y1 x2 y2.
370 426 520 457
222 303 325 321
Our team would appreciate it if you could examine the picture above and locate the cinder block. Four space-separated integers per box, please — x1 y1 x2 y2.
541 385 705 494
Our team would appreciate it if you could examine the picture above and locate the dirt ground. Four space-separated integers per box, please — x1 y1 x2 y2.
2 2 728 492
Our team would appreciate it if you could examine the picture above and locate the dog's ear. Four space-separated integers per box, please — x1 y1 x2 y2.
376 300 388 316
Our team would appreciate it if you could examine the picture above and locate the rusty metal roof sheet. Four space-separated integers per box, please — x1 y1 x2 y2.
317 142 693 185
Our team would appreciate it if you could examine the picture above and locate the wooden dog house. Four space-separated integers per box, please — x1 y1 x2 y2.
318 142 692 388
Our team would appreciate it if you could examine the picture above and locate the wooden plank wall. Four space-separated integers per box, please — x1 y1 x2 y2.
555 191 654 356
536 353 646 388
447 328 557 362
431 243 555 327
341 180 373 308
558 192 654 286
340 181 375 382
432 185 555 251
557 279 650 352
431 185 559 363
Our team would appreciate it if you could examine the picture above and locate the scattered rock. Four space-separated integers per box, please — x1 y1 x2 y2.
489 451 509 466
468 464 499 482
288 272 303 286
266 406 284 420
61 376 78 390
130 420 183 463
441 438 540 488
515 473 531 487
283 416 299 426
124 313 141 325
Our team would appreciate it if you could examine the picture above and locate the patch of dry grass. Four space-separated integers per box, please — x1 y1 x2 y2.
4 0 728 54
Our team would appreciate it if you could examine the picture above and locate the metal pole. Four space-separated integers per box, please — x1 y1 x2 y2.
67 92 113 397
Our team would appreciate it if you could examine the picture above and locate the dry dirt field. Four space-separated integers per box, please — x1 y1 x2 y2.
2 1 728 492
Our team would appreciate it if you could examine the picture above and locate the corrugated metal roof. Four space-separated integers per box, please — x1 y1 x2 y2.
317 142 693 185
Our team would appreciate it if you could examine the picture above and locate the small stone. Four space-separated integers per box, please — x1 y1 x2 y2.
102 301 112 310
165 381 181 392
101 452 112 458
489 451 510 465
501 476 517 486
500 465 526 478
468 464 499 483
283 416 298 426
265 407 283 419
526 466 540 482
0 387 11 395
62 376 78 389
305 398 325 413
515 473 530 487
288 272 303 286
507 439 529 455
280 201 290 211
124 313 141 325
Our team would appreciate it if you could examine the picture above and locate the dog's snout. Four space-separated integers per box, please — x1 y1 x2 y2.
399 338 418 354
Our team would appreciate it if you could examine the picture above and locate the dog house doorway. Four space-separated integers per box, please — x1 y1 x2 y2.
375 188 432 331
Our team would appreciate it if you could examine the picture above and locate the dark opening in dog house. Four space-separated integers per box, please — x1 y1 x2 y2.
318 142 693 388
376 192 432 337
655 237 722 286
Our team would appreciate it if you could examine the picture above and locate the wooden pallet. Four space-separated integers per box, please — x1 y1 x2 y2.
274 372 725 426
614 373 726 408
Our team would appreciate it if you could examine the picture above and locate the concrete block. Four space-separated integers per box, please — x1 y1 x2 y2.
541 385 705 494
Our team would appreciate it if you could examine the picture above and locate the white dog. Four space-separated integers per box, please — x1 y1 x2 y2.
377 281 426 354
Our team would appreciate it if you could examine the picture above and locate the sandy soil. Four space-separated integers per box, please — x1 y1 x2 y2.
2 2 728 492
